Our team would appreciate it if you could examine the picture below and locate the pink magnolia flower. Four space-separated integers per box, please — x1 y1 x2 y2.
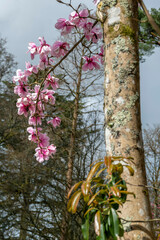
30 85 40 101
37 101 45 113
25 62 38 76
17 102 32 117
27 127 50 149
35 147 48 162
69 9 89 25
43 89 55 105
16 96 35 117
44 74 59 90
80 21 93 32
93 0 100 5
55 18 75 35
35 147 51 162
38 36 46 46
38 55 49 70
79 9 89 18
48 144 56 155
28 37 51 59
82 56 100 71
13 69 27 84
28 115 42 126
38 56 53 70
51 41 69 58
27 42 38 60
30 86 45 113
27 127 42 143
40 45 51 56
97 45 104 64
85 26 103 43
35 144 56 162
14 84 29 97
39 133 50 148
48 117 61 128
28 87 45 116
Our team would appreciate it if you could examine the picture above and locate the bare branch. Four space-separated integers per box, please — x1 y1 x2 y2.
121 217 160 223
126 182 160 192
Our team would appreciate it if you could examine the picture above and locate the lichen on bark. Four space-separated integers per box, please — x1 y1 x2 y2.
111 36 129 55
101 0 117 9
127 92 139 108
112 56 118 71
119 0 133 17
112 109 132 128
107 23 135 41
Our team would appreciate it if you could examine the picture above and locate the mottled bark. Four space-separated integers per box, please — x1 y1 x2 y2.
60 56 83 240
98 0 154 239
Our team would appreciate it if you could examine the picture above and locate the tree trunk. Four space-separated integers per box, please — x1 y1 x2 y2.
100 0 154 239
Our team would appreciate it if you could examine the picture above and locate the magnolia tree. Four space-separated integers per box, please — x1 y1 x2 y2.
13 0 160 239
13 4 103 163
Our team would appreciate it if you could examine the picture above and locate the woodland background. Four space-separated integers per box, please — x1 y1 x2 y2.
0 0 160 239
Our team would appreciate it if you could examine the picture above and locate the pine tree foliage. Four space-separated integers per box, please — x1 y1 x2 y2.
139 7 160 60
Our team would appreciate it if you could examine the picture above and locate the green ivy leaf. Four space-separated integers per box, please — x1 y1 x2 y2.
96 220 106 240
111 208 119 237
81 213 89 240
67 190 81 213
67 181 83 198
119 223 124 237
105 220 109 231
124 165 134 176
87 162 103 182
108 211 111 226
94 211 101 236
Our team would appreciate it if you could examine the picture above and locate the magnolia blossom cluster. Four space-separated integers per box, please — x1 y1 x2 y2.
13 42 60 162
13 5 104 162
13 66 60 162
55 8 104 70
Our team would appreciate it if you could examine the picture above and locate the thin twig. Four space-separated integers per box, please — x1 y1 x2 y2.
126 182 160 192
121 217 160 223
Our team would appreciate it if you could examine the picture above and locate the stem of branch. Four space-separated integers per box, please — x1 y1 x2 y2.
121 217 160 223
126 182 160 192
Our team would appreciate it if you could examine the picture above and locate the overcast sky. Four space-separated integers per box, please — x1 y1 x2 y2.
0 0 160 127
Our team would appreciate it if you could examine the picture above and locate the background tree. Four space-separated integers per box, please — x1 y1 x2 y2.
138 7 160 61
54 33 104 240
143 125 160 236
0 35 104 239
